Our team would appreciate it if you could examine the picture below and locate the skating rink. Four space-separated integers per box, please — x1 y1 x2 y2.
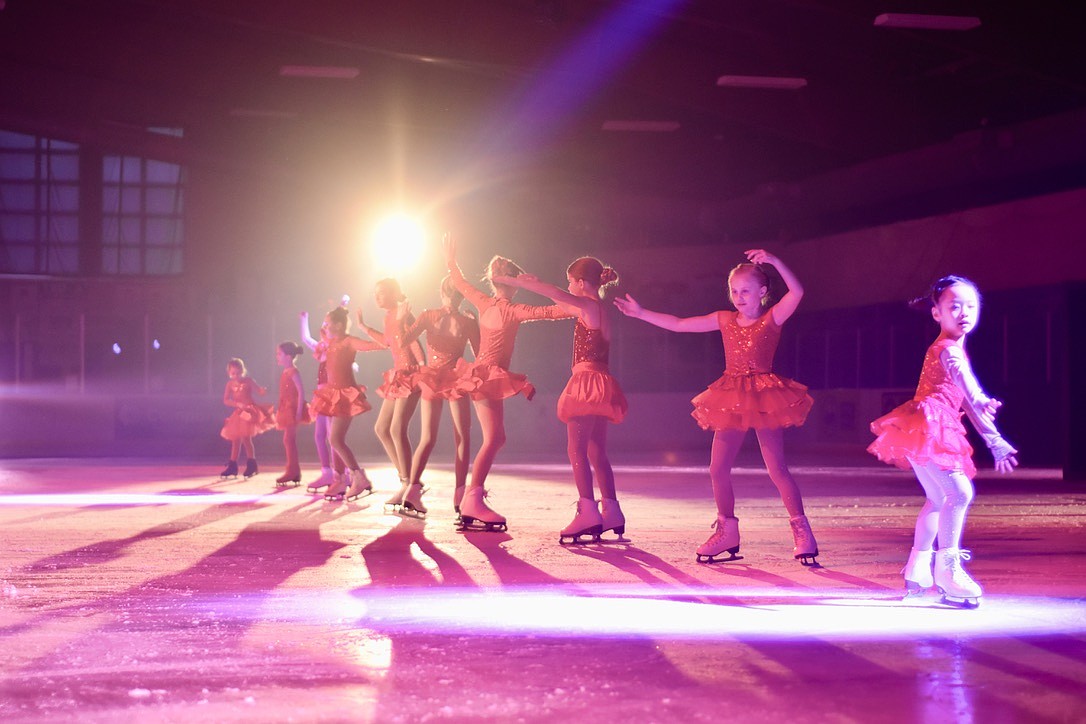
2 458 1084 722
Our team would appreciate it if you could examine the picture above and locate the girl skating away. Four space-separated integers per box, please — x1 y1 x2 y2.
219 357 274 479
494 257 628 544
444 233 571 531
615 249 817 565
869 275 1018 608
274 341 311 487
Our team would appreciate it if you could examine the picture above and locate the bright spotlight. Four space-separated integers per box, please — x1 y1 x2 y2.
371 214 426 274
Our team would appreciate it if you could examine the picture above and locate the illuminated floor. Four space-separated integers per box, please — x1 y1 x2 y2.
1 458 1085 722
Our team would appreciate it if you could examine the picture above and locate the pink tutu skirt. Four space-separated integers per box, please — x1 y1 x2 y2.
557 362 627 423
415 366 463 401
868 399 976 479
220 404 276 440
692 372 812 431
377 367 420 400
453 360 535 402
309 385 371 418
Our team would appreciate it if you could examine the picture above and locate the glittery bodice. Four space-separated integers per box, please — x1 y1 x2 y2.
914 338 966 412
279 368 300 406
224 378 258 405
324 336 358 388
572 319 609 367
720 311 779 375
405 307 479 370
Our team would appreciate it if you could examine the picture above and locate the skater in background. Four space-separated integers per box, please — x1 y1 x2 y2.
219 357 274 479
358 279 425 514
444 233 571 531
615 249 817 564
494 256 628 544
274 341 310 487
868 275 1018 608
308 306 385 502
300 308 342 493
397 275 480 518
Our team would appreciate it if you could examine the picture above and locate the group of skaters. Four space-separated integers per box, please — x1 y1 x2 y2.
218 235 1018 609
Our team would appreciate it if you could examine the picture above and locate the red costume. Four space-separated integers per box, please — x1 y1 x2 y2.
691 310 812 431
402 306 480 400
220 377 275 440
449 265 571 401
308 336 372 418
557 318 627 423
376 309 421 400
276 367 311 429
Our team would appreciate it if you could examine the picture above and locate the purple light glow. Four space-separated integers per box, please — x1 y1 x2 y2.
0 492 271 507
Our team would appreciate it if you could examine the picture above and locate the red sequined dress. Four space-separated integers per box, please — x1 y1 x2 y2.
691 310 812 431
557 318 628 423
220 377 275 440
276 367 311 429
377 309 421 400
308 336 372 418
403 307 480 400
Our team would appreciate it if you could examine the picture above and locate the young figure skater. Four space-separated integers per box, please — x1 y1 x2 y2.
615 249 817 564
494 257 628 544
444 233 571 531
219 357 274 479
359 279 425 513
299 310 340 492
396 275 480 518
868 275 1018 608
308 306 385 502
274 341 310 487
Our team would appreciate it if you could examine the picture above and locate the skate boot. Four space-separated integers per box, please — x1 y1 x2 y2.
384 477 410 513
789 514 819 567
344 469 374 502
559 498 604 544
275 470 302 488
696 516 741 563
902 548 935 596
219 460 239 479
324 470 348 501
934 548 982 608
306 467 333 493
599 498 626 540
243 458 259 479
399 482 427 518
457 486 507 532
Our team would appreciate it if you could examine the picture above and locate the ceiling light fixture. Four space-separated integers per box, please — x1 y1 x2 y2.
716 75 807 90
601 120 680 132
873 14 981 31
279 65 360 79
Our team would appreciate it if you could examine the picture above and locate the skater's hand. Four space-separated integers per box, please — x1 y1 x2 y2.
745 248 780 267
614 293 643 318
994 447 1019 474
299 311 308 322
979 398 1002 427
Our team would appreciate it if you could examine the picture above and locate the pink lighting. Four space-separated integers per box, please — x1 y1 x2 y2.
873 14 981 31
278 65 360 79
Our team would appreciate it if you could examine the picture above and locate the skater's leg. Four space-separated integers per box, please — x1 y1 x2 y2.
928 464 974 550
329 417 359 470
389 392 421 481
470 398 506 490
410 398 442 485
755 427 804 517
373 398 399 473
908 459 943 551
450 396 471 489
566 416 595 500
314 414 332 468
240 436 255 462
586 417 616 500
229 439 241 462
283 427 300 476
708 429 745 518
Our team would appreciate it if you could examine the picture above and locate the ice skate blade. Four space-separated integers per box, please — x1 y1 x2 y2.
345 487 373 502
696 548 742 564
796 551 820 567
457 515 507 532
219 475 237 480
939 594 981 609
383 502 403 513
306 483 329 493
398 502 427 519
559 526 603 545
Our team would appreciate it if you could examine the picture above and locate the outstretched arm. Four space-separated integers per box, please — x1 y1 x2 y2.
492 274 585 317
940 346 1019 473
614 294 719 333
746 249 803 326
346 335 386 353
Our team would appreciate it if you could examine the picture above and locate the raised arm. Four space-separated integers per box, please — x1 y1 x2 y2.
940 345 1019 473
356 309 385 346
299 312 319 351
492 274 587 317
614 294 720 333
346 335 386 353
746 249 804 326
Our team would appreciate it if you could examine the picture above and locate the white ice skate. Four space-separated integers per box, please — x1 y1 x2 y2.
344 469 374 502
399 482 427 518
307 467 334 493
789 514 819 567
696 516 741 563
902 548 935 596
323 471 348 501
598 498 626 540
384 477 410 512
935 548 982 608
559 498 603 544
457 486 507 532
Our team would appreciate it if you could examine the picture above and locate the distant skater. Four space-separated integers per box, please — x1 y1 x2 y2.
274 341 311 487
219 357 274 479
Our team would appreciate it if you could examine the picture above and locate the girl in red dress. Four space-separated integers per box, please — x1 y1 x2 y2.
299 310 340 492
274 341 311 487
396 275 480 518
219 357 274 479
869 276 1018 607
616 249 817 565
494 257 628 544
308 306 385 502
443 234 570 531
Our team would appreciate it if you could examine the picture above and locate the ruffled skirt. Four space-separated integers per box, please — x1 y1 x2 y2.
415 365 463 401
453 360 535 402
868 399 976 479
275 404 311 429
309 385 371 418
692 372 812 431
557 362 627 423
377 367 420 400
221 404 276 440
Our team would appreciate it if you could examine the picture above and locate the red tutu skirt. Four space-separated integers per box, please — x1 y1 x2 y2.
275 404 312 430
309 385 371 418
557 362 628 423
692 372 812 431
220 404 276 440
868 399 976 479
415 366 463 401
453 360 535 402
377 367 420 400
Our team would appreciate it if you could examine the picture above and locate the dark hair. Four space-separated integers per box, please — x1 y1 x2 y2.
375 278 406 303
326 306 350 332
279 341 304 358
567 256 619 298
908 275 981 311
727 262 774 307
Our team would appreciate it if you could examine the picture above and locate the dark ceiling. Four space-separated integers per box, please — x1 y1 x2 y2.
2 0 1085 218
